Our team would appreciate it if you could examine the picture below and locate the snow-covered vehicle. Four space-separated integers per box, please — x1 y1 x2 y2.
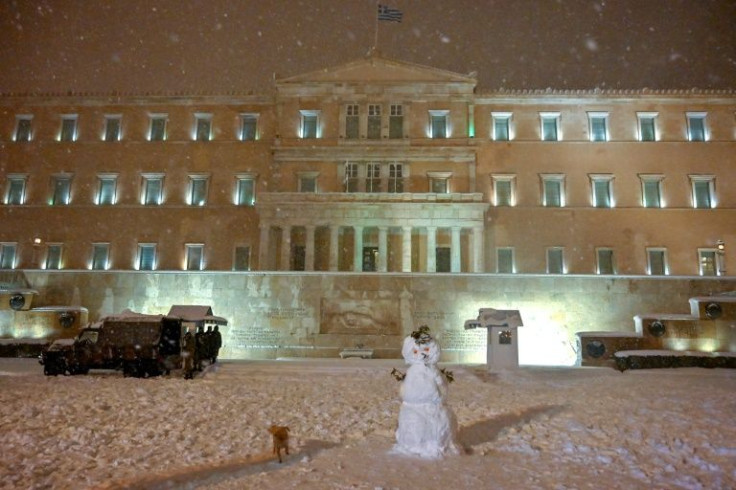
40 315 184 377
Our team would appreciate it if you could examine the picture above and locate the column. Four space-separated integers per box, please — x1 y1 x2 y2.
426 226 437 273
329 225 339 271
451 226 461 273
305 225 316 271
353 225 364 272
472 226 484 273
258 224 270 271
402 226 412 272
280 225 291 271
378 226 388 272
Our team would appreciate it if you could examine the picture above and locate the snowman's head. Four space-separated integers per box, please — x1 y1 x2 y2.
401 326 441 365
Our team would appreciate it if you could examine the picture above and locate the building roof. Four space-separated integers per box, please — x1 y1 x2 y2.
167 305 228 325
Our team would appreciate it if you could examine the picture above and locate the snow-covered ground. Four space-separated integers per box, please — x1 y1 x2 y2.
1 358 734 490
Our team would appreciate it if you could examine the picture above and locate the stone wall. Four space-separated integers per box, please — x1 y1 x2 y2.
1 270 733 366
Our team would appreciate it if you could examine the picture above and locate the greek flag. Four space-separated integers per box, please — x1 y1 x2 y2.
378 4 403 23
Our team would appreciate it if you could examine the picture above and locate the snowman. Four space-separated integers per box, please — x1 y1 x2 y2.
392 326 461 459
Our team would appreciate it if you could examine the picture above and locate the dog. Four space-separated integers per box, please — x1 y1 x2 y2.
268 425 290 463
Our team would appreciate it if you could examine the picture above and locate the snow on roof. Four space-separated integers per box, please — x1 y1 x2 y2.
167 305 227 325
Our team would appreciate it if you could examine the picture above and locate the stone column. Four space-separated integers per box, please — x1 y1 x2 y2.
353 225 364 272
426 226 437 273
280 225 291 271
451 226 461 273
305 225 316 271
329 225 339 271
378 226 388 272
258 224 270 271
472 226 484 273
402 226 412 272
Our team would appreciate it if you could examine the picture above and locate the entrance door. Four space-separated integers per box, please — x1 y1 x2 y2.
436 247 451 272
363 247 378 272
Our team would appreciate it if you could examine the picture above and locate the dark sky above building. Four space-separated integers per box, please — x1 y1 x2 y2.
1 0 734 94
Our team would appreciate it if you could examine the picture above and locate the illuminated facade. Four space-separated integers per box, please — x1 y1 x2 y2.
0 55 734 277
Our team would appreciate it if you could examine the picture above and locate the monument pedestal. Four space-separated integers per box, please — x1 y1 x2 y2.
464 308 523 370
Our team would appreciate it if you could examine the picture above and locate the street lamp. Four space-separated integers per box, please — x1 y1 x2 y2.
32 237 42 269
716 240 726 275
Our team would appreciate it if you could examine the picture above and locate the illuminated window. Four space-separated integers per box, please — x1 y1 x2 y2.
45 244 63 270
540 112 560 141
590 174 614 208
185 244 204 271
698 249 717 276
689 175 715 209
428 172 451 193
59 115 78 142
647 248 668 275
345 105 359 139
96 174 118 205
5 175 27 205
104 115 122 142
368 104 381 139
0 243 17 269
137 244 157 271
366 162 381 192
429 110 449 138
188 175 209 206
240 113 258 141
492 112 512 141
91 243 110 270
300 110 319 139
141 174 164 205
343 162 358 192
389 104 403 139
639 174 663 208
14 115 33 142
491 174 515 206
496 247 515 273
51 175 72 205
546 247 564 274
686 112 707 142
298 172 318 193
233 246 250 271
235 175 256 206
149 114 168 141
541 174 565 207
596 248 615 274
637 113 657 142
588 112 609 142
388 163 404 193
194 113 212 141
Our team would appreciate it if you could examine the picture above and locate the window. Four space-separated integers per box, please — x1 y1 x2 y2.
59 115 78 142
91 243 110 270
240 113 258 141
235 174 256 206
366 162 381 192
298 172 318 193
45 244 63 270
194 114 212 141
546 247 564 274
492 112 512 141
300 110 319 139
185 244 204 270
690 175 715 209
149 114 168 141
588 112 609 142
188 175 209 206
428 172 451 194
104 115 122 142
14 115 33 142
96 174 118 205
686 112 707 142
388 163 404 193
541 174 565 207
647 248 668 276
492 175 515 206
0 243 17 269
51 175 72 205
345 162 359 192
141 174 164 205
639 174 663 208
429 110 449 138
590 174 614 208
5 175 27 205
137 244 157 271
233 246 251 271
698 249 718 276
368 104 381 139
389 104 403 139
637 112 657 142
345 104 359 139
540 112 560 141
496 247 515 273
596 248 615 274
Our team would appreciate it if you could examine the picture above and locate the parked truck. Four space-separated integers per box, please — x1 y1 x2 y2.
40 314 184 378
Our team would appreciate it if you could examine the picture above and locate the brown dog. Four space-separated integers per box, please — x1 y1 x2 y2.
268 425 290 463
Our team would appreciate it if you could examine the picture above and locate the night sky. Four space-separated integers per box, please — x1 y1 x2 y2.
1 0 734 94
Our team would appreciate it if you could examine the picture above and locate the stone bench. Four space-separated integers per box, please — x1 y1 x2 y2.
339 348 374 359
